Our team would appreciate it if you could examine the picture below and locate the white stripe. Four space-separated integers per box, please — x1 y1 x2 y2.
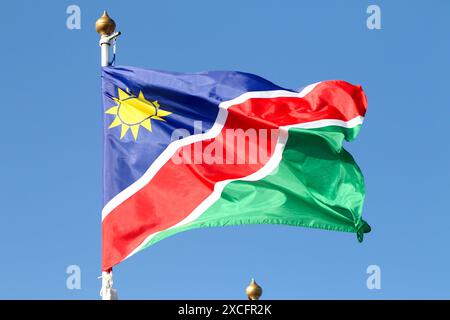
284 116 364 130
102 83 320 220
125 115 363 260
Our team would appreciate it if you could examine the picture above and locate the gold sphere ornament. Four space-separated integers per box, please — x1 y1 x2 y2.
246 278 262 300
95 11 116 36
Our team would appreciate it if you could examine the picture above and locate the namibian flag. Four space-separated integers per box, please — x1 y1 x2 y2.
102 66 371 271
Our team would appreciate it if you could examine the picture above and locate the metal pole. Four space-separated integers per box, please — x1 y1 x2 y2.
96 11 121 67
100 270 118 300
96 10 120 300
100 38 110 67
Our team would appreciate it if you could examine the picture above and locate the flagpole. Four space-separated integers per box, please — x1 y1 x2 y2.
96 10 120 300
96 11 120 67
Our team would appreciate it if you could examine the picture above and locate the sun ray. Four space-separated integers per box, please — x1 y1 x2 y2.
141 118 152 132
120 124 129 139
118 88 130 100
156 109 172 117
105 106 119 115
152 116 167 121
131 125 140 140
108 116 122 128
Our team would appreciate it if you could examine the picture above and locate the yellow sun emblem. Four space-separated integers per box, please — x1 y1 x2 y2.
106 88 172 140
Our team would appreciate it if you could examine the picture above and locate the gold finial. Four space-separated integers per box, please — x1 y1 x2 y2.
245 278 262 300
95 11 116 36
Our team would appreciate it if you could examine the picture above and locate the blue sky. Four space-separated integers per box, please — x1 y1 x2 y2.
0 0 449 299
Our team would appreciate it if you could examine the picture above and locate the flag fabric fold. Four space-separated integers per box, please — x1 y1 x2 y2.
101 66 370 271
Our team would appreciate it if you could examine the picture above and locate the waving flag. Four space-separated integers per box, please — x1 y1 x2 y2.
101 66 370 271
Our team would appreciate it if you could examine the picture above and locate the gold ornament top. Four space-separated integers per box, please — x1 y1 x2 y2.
95 11 116 36
245 278 262 300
